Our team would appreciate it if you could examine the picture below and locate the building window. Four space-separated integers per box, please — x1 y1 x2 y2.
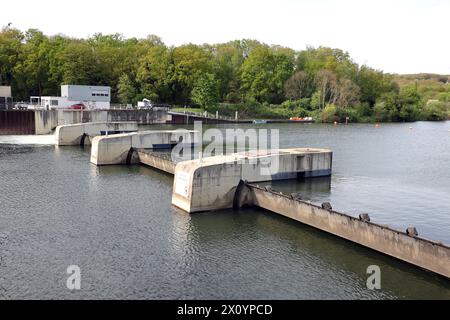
51 100 59 106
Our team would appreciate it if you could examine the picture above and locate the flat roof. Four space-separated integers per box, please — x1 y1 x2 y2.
176 148 332 171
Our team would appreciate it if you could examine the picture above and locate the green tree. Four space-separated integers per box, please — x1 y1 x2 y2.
137 44 174 102
191 73 220 111
171 44 212 103
14 29 51 97
117 74 137 105
0 27 24 97
240 46 293 103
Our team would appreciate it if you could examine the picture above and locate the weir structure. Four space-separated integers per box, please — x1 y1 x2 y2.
87 130 450 280
55 122 138 146
90 130 195 166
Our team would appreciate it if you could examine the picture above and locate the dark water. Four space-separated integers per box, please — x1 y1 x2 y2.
1 122 450 299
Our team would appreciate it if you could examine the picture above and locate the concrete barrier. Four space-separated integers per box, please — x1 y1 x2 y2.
34 110 59 134
56 109 170 126
55 122 138 146
1 110 59 135
172 149 332 213
90 130 195 165
238 183 450 280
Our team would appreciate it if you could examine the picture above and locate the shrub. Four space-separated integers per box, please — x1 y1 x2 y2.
320 104 338 123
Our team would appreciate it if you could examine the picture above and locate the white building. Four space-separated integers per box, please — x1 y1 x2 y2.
0 86 12 109
32 85 111 110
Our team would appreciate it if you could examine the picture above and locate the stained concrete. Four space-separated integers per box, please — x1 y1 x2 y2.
55 122 138 146
172 149 332 213
90 130 195 166
235 183 450 280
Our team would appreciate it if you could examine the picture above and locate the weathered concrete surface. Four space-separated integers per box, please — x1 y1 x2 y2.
57 109 170 125
90 130 195 165
2 109 170 135
55 122 138 146
137 150 176 174
1 110 59 135
172 149 332 213
35 110 59 134
240 183 450 280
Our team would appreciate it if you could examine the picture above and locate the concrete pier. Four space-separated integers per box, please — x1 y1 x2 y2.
234 182 450 280
90 130 195 165
136 150 177 174
87 138 450 279
55 122 138 146
172 148 332 213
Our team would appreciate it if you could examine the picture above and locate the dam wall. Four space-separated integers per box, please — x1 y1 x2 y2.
55 122 138 146
235 182 450 279
86 136 450 279
1 109 170 135
90 130 195 166
171 149 333 213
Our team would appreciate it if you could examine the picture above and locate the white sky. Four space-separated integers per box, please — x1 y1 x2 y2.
1 0 449 74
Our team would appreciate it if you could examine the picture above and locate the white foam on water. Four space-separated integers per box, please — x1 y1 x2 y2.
0 135 56 145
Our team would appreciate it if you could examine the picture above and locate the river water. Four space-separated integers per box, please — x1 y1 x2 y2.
0 122 449 299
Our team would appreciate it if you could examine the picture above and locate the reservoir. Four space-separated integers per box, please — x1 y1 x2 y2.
1 121 450 299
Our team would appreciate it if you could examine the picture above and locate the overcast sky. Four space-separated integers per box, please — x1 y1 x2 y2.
1 0 449 74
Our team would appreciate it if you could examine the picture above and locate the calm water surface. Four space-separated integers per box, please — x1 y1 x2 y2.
0 121 449 299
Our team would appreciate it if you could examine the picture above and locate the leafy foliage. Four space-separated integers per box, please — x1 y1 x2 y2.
0 26 448 122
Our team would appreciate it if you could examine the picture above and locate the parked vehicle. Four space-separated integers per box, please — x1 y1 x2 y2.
137 99 153 110
67 103 86 110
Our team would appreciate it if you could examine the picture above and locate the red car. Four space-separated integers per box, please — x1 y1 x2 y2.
67 103 86 110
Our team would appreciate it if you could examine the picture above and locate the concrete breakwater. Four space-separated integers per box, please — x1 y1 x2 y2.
55 122 138 146
172 149 332 213
82 128 450 279
0 109 171 135
234 182 450 280
90 130 195 166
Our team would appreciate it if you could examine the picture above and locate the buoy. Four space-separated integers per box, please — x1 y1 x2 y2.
334 121 338 126
375 124 380 128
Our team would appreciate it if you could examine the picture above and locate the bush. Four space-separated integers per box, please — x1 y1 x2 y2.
422 101 447 121
373 101 389 122
336 107 362 123
320 104 338 123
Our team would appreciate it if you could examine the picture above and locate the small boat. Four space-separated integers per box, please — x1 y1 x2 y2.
289 117 314 123
253 119 267 124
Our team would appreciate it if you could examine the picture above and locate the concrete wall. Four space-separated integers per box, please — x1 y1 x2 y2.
1 109 170 135
243 184 450 279
35 110 59 135
107 109 170 124
55 122 138 146
137 150 176 174
90 130 195 165
172 149 332 213
56 109 169 125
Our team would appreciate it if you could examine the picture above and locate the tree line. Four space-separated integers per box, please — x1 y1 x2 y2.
1 27 448 122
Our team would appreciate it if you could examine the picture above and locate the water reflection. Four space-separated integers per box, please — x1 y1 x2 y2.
1 122 450 299
265 176 332 201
